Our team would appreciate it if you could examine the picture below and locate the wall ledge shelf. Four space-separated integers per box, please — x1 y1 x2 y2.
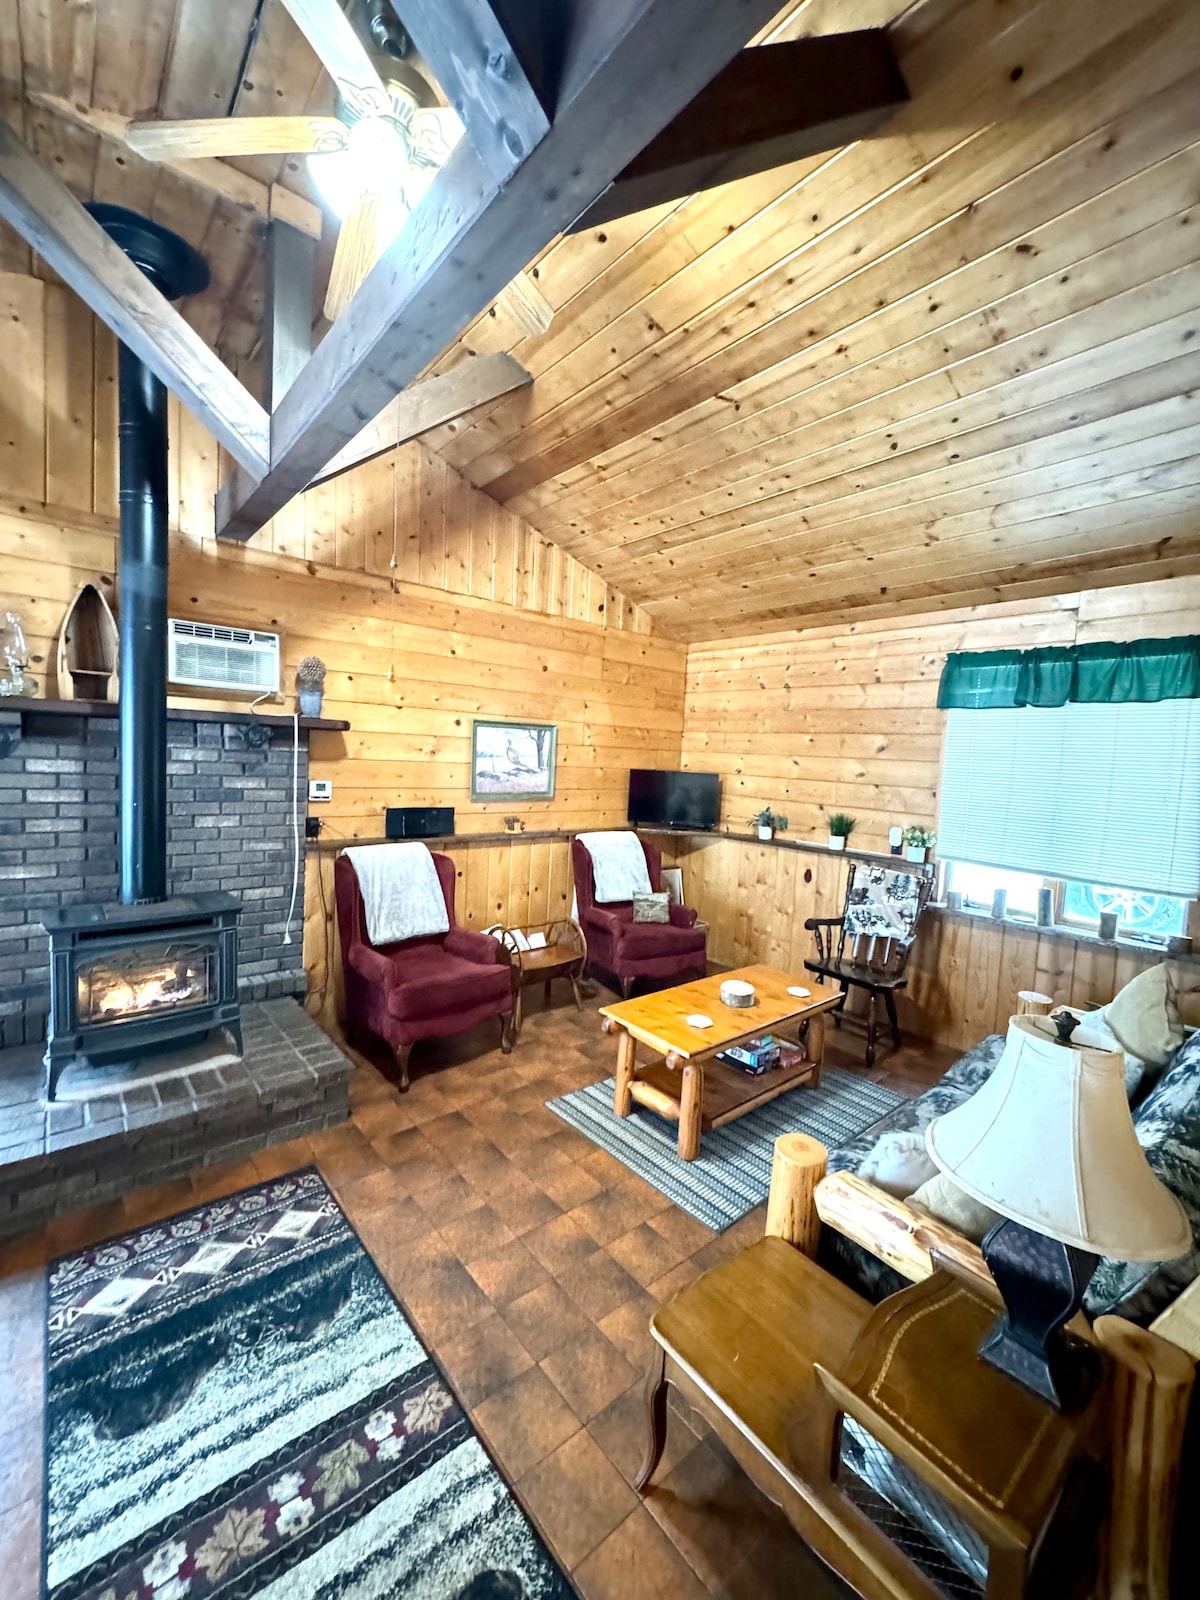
0 697 349 732
927 902 1199 966
641 827 933 873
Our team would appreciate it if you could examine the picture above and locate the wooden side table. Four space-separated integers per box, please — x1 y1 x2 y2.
499 918 587 1035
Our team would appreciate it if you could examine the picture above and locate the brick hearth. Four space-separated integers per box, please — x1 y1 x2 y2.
0 999 352 1236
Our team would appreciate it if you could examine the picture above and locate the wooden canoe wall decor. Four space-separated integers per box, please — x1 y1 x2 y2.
55 577 118 701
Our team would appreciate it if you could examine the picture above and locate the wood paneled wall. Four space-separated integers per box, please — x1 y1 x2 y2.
670 574 1200 1047
681 576 1200 852
656 833 1194 1051
0 275 685 1015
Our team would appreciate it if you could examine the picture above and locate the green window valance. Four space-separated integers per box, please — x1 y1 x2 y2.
937 636 1200 710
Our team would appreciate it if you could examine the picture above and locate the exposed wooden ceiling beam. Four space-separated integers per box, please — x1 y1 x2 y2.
264 219 316 411
0 118 270 477
215 0 783 542
392 0 552 182
567 31 909 233
26 92 324 240
311 351 531 484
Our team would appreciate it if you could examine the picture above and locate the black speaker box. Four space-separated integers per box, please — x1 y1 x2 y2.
385 806 455 840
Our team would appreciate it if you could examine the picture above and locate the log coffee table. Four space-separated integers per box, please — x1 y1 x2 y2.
599 964 843 1161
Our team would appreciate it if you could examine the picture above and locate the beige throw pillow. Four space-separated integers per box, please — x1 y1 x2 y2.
1102 963 1184 1069
858 1130 938 1198
632 891 670 924
908 1171 1002 1245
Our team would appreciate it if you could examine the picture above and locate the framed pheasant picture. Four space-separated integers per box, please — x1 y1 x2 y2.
470 719 558 803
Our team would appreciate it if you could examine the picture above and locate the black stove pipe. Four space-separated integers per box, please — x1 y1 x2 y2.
85 205 209 906
116 348 170 903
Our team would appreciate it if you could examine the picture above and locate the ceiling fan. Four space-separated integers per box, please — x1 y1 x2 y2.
124 0 551 330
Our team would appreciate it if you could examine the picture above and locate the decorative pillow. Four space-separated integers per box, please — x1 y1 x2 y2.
1100 963 1185 1070
631 891 670 924
1085 1027 1200 1325
908 1172 1002 1245
857 1130 938 1198
1060 1008 1148 1102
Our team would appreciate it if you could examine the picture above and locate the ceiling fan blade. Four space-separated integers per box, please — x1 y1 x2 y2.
280 0 386 100
324 193 382 321
125 116 348 160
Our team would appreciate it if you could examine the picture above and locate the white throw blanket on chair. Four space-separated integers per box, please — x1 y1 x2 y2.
343 843 450 945
577 831 653 904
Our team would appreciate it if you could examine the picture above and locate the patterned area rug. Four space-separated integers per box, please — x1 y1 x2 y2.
546 1068 904 1230
42 1169 573 1600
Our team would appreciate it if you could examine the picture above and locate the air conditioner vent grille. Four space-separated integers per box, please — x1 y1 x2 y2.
168 618 280 694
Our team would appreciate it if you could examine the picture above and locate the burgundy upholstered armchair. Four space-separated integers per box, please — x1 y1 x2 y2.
334 850 516 1091
572 836 707 999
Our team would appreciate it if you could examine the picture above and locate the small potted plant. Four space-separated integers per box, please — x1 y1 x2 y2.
902 824 936 863
826 813 856 851
296 654 327 717
749 806 788 841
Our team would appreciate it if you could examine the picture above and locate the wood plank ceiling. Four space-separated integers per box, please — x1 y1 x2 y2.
1 0 1199 640
417 0 1200 638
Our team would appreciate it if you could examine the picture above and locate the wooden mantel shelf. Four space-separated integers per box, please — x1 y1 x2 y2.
0 696 350 732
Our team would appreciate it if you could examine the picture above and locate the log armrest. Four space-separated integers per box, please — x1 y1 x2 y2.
444 927 502 965
813 1171 996 1300
346 942 398 989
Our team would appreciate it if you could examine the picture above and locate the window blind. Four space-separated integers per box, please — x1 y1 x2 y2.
937 700 1200 897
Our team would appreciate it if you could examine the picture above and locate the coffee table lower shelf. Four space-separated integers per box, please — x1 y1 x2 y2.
629 1054 820 1136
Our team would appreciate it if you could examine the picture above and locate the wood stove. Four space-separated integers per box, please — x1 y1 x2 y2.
43 895 242 1101
41 206 245 1101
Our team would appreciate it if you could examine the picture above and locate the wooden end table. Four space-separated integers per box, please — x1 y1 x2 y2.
599 964 843 1161
499 918 587 1035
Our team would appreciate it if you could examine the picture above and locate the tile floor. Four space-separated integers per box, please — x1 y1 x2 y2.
0 987 954 1600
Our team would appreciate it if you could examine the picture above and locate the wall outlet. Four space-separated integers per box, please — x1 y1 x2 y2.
305 816 322 839
309 779 332 802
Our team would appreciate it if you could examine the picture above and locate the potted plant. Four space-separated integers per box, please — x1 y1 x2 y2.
902 824 936 863
749 807 788 841
296 655 327 717
826 812 856 851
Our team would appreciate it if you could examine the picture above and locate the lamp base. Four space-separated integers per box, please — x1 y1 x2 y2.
979 1219 1101 1411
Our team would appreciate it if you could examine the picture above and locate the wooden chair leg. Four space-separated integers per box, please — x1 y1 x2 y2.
620 975 635 999
864 991 879 1069
883 989 902 1049
634 1344 669 1493
395 1043 412 1092
832 980 848 1027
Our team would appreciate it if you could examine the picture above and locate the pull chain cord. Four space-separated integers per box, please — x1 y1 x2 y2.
283 710 301 945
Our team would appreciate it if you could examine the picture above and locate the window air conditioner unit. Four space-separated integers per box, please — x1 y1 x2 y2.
168 619 281 695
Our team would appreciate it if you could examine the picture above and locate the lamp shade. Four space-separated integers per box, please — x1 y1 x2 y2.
926 1015 1190 1261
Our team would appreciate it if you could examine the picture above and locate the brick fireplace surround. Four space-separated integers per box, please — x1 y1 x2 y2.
0 703 353 1235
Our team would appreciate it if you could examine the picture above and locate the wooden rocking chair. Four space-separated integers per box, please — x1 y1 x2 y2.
804 862 934 1067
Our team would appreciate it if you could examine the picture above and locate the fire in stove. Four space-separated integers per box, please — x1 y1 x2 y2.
78 940 217 1027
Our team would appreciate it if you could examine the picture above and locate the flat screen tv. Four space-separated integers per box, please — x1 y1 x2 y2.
627 769 720 830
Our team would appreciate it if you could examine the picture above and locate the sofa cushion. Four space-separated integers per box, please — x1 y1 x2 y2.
1085 1027 1200 1325
1100 962 1185 1071
386 945 512 1021
820 1033 1008 1305
618 922 706 960
908 1172 1001 1245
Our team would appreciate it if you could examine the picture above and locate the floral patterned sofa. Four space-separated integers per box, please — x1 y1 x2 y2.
817 1022 1200 1592
822 1026 1200 1321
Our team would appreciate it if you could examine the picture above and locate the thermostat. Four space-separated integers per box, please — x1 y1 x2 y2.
309 779 333 802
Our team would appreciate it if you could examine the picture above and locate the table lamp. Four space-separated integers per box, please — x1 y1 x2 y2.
925 1013 1191 1410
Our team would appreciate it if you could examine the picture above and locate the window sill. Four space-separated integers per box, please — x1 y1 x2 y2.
928 902 1199 964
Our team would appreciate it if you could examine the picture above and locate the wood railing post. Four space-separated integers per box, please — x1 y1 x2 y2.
765 1133 827 1256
